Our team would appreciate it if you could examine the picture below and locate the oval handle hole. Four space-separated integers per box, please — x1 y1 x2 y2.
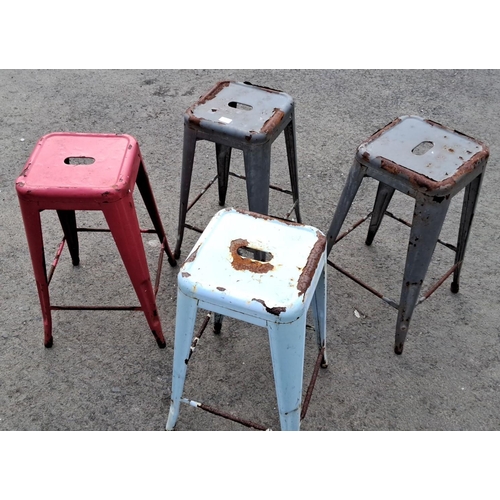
64 157 96 165
228 101 253 111
411 141 434 155
237 246 273 262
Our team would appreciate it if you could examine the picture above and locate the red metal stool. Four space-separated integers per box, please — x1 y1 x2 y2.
16 132 176 348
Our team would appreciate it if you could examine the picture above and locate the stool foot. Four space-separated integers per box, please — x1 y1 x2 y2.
394 343 404 355
450 281 460 294
155 335 167 349
321 353 328 369
44 337 53 348
213 313 223 334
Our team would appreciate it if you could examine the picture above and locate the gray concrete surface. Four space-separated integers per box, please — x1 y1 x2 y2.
1 69 499 431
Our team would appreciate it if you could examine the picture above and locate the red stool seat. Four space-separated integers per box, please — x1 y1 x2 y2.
16 132 176 348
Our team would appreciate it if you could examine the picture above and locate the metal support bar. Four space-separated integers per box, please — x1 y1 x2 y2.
300 346 326 420
186 174 219 213
384 211 457 252
180 398 270 431
47 237 66 285
187 313 211 363
327 259 399 309
418 262 461 305
332 214 372 245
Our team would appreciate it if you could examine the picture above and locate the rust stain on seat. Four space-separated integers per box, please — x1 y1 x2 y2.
297 232 326 297
230 238 273 273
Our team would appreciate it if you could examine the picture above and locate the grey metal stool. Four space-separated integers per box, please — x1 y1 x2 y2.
174 80 301 259
326 115 489 354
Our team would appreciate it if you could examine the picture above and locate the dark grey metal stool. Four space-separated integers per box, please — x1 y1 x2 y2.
174 80 301 259
326 115 489 354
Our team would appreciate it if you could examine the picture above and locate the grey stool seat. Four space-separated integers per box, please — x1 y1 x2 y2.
326 115 489 354
174 80 301 259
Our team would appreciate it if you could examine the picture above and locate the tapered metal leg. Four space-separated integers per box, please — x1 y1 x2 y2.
103 194 166 348
284 117 302 223
243 144 272 215
136 161 176 266
174 126 198 259
57 210 80 266
326 160 367 255
268 317 307 431
311 261 328 367
215 143 232 207
166 290 199 430
394 194 452 354
365 182 396 246
451 174 483 293
19 203 53 347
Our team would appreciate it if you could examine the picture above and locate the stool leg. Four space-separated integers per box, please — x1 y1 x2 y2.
166 290 199 430
451 173 483 293
103 196 167 348
136 161 176 267
268 317 307 430
243 144 272 215
57 210 79 266
174 126 198 259
284 117 302 223
311 263 328 368
19 203 53 347
365 182 396 246
213 312 223 334
216 143 232 207
394 194 452 354
326 160 367 254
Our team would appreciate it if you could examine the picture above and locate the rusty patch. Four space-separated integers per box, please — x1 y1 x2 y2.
297 232 326 297
380 148 489 194
230 238 273 273
261 108 285 135
183 246 199 265
252 298 286 316
195 81 231 107
216 286 226 292
181 272 191 278
365 117 402 144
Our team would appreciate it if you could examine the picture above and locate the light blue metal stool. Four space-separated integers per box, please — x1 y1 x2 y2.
326 116 489 355
166 208 327 431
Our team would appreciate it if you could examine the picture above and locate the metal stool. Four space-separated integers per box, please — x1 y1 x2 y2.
166 208 327 431
174 80 302 259
325 116 489 354
16 132 177 348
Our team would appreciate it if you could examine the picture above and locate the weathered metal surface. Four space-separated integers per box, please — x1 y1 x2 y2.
297 232 326 297
170 208 327 430
359 115 489 195
230 238 274 273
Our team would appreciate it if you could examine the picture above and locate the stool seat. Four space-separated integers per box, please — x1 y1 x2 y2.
180 209 325 324
326 116 489 355
357 115 486 195
167 208 327 431
185 81 294 144
18 133 136 202
174 80 302 259
16 132 176 348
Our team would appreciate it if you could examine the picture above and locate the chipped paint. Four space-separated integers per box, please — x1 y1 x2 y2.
261 108 285 135
252 298 286 316
297 232 326 297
